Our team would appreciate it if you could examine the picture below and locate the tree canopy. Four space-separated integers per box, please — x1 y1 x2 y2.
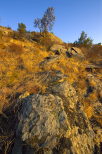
17 23 26 34
34 7 55 32
74 31 93 46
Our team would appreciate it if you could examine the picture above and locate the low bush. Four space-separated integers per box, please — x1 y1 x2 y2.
86 45 102 61
8 43 24 55
39 34 55 50
0 30 3 39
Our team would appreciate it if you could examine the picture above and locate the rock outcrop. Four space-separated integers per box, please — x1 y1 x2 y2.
12 70 102 154
66 47 84 58
39 56 60 69
50 44 66 55
0 26 102 154
17 94 69 151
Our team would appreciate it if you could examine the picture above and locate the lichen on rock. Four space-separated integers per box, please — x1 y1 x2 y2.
12 71 98 153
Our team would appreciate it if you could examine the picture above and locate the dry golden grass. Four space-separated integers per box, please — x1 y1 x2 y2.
79 45 102 62
84 105 94 118
0 27 101 122
0 26 102 154
8 43 24 55
43 55 88 83
0 36 89 113
0 33 51 112
94 115 102 126
83 92 102 125
0 44 87 112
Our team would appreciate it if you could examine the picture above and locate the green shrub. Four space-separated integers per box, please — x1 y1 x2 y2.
74 31 93 47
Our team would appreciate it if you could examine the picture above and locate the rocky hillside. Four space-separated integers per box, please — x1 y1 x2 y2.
0 26 102 154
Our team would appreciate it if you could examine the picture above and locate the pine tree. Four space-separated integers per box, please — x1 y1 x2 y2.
74 31 93 46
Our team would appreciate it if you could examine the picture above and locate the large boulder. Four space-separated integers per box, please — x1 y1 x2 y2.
66 47 84 58
71 47 83 55
47 81 78 109
12 70 97 154
50 44 66 54
17 94 70 151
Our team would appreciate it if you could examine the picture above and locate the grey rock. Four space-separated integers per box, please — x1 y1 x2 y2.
12 138 22 154
47 81 78 109
36 70 67 86
39 56 59 69
13 70 101 154
15 92 95 153
70 47 84 56
50 44 66 54
17 94 70 151
66 47 84 58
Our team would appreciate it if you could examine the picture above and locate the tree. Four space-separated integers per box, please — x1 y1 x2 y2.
78 31 87 44
17 23 26 36
34 18 42 32
74 31 93 46
34 7 55 32
97 42 101 45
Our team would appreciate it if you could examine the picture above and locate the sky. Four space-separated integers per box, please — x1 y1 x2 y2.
0 0 102 43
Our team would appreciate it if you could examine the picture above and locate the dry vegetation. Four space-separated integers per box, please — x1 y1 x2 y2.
0 27 102 110
0 31 50 113
0 27 102 153
0 27 102 114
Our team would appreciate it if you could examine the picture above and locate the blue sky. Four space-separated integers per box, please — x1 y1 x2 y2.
0 0 102 43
